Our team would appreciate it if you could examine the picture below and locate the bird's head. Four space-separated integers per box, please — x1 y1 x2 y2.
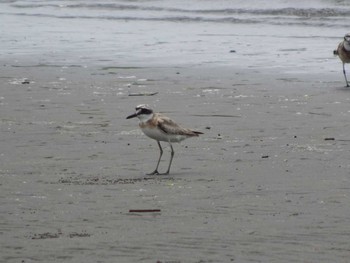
126 104 154 121
344 33 350 43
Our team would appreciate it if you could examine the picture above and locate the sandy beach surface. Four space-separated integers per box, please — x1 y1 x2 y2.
2 61 350 263
2 1 350 262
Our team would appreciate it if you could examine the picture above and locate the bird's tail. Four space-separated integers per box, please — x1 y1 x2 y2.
334 49 339 56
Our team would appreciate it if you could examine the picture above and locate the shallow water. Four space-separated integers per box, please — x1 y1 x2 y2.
1 0 350 71
2 0 350 26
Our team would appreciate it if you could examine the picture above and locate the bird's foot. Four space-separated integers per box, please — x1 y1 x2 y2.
147 170 170 175
147 170 160 175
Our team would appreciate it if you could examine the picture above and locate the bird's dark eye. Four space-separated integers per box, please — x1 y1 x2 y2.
140 108 153 115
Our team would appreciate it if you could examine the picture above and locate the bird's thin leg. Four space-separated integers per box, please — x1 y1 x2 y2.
343 63 349 87
147 141 162 175
162 143 174 175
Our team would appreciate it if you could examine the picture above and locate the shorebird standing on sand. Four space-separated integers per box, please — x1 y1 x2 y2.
126 104 203 175
334 33 350 87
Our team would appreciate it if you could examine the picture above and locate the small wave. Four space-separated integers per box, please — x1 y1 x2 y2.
3 11 349 28
196 7 350 17
3 1 350 28
10 2 350 18
0 11 258 24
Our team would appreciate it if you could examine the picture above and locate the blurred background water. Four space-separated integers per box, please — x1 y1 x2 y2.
1 0 350 72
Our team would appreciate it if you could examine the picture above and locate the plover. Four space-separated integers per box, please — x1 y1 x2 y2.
126 104 203 175
334 33 350 87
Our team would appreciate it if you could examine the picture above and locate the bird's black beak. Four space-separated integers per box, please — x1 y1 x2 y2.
126 113 138 119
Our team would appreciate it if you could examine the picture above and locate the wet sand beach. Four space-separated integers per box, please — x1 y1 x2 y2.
1 62 350 263
2 0 350 262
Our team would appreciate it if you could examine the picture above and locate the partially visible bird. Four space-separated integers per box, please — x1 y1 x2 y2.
334 33 350 87
126 104 203 175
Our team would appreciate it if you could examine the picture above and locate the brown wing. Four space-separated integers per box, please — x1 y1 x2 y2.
155 113 202 137
338 42 350 63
